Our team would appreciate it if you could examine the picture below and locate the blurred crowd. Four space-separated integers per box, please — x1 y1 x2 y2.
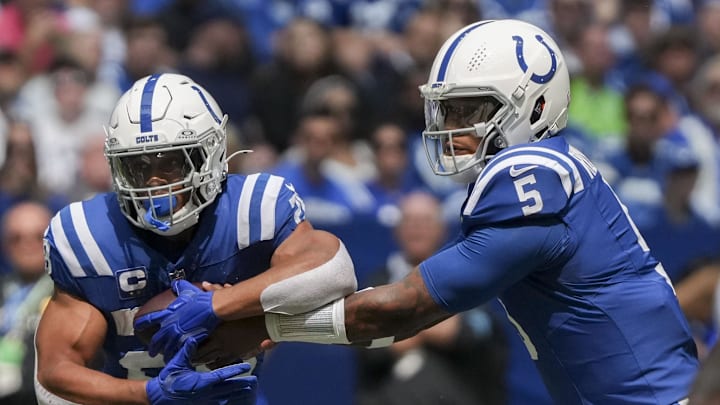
0 0 719 404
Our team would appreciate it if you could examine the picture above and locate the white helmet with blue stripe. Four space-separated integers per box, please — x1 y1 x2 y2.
104 73 228 236
420 19 570 183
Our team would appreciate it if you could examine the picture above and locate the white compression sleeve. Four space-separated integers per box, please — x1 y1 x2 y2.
260 241 357 315
265 298 350 344
265 289 395 348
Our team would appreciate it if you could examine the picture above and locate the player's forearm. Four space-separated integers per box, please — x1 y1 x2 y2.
213 232 357 320
37 360 149 405
344 276 450 343
265 269 451 347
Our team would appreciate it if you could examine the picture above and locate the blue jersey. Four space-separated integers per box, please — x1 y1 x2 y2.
419 136 698 404
44 173 305 382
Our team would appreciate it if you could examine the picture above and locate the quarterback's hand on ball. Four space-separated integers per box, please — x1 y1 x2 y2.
146 338 257 405
135 280 220 358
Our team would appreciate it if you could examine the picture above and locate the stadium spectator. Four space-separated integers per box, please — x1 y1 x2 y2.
568 23 627 141
643 25 700 117
0 201 53 405
249 17 337 153
178 17 255 130
299 75 376 181
0 50 26 165
0 0 68 74
597 83 676 214
632 134 720 282
272 111 375 228
0 119 65 275
15 58 111 197
678 54 720 226
67 133 112 201
116 17 175 92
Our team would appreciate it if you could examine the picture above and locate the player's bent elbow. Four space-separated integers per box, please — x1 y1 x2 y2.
326 237 357 293
35 365 67 404
260 238 357 315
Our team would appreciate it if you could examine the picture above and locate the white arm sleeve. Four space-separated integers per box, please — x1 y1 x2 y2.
259 241 357 315
265 289 395 348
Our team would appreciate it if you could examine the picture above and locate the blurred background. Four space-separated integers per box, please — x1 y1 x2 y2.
0 0 718 404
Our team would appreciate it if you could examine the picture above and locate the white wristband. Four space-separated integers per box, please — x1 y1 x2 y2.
265 298 350 344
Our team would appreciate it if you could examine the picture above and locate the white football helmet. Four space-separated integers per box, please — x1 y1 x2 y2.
420 19 570 183
104 73 228 235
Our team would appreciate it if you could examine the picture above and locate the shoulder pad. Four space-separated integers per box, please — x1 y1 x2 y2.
462 146 585 224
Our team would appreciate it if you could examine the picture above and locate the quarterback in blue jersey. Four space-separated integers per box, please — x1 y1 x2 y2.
181 20 699 404
33 74 357 404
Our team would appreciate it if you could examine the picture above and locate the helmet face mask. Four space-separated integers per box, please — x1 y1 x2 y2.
114 148 200 188
422 89 510 182
104 74 228 235
420 19 570 183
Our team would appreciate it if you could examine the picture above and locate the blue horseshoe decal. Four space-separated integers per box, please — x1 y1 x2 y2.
512 34 557 84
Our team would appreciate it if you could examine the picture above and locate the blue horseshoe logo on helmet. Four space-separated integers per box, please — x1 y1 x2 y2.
512 34 557 84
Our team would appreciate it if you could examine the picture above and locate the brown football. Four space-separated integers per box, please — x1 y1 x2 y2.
132 283 264 367
133 282 205 345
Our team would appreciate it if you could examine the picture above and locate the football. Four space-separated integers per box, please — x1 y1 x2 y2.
132 283 266 367
133 282 205 345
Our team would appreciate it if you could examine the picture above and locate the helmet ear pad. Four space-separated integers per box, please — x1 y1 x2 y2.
104 73 229 235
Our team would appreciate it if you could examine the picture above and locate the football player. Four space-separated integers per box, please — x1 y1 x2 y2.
34 74 357 404
144 20 700 404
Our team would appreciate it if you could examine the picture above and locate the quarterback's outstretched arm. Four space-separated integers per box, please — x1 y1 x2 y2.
263 262 458 348
201 220 566 359
195 267 451 362
345 269 452 343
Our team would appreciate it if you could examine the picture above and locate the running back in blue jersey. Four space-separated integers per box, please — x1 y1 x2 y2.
43 173 305 384
420 136 698 404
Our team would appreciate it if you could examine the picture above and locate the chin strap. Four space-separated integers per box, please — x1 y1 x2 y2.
144 196 177 232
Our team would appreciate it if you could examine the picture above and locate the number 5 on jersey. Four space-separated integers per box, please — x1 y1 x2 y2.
513 174 544 216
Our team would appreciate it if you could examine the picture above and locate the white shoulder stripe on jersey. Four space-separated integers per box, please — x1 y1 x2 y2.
464 154 575 216
237 173 260 250
260 175 284 241
49 214 85 278
69 203 113 276
494 146 584 193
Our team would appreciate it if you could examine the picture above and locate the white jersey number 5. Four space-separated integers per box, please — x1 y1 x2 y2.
514 175 544 216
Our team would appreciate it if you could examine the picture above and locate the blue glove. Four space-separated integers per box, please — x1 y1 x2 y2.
135 280 220 358
146 338 257 405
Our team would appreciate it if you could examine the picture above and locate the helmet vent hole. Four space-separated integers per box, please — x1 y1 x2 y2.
467 45 489 72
